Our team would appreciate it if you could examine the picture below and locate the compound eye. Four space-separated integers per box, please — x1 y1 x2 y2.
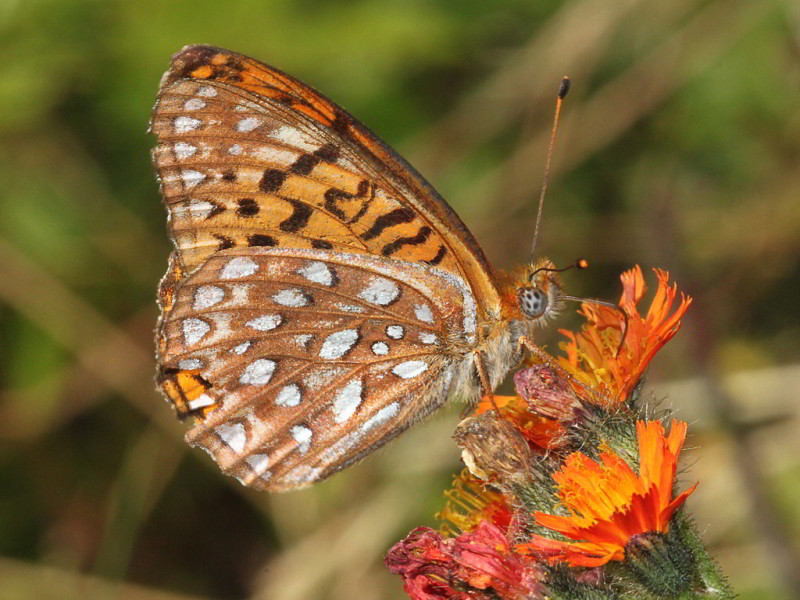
519 287 547 318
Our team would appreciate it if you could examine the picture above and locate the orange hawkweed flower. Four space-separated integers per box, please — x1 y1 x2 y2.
559 266 691 402
516 419 697 567
436 469 512 537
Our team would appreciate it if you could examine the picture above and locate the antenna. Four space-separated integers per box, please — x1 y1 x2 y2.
529 257 588 280
530 76 571 257
534 257 629 357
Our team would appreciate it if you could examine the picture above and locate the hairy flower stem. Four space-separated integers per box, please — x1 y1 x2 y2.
672 512 735 599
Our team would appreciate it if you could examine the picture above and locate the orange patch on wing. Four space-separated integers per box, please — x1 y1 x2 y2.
160 370 213 419
211 52 229 66
293 102 333 125
190 65 213 79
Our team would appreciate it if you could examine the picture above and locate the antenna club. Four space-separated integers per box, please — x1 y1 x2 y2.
576 258 589 270
559 77 571 99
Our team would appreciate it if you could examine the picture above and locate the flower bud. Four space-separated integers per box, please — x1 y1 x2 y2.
514 365 583 422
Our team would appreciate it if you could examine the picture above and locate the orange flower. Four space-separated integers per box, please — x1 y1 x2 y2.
516 420 697 567
559 266 691 402
436 469 513 537
475 395 566 450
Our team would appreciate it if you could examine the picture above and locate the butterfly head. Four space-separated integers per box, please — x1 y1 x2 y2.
515 258 565 325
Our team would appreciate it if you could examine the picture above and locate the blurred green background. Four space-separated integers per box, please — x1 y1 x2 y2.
1 0 799 598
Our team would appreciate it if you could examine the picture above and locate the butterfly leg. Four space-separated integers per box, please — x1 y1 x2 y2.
474 351 500 411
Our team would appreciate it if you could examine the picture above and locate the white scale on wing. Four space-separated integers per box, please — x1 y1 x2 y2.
183 98 206 111
245 314 282 331
183 318 210 345
332 378 363 424
173 116 200 133
386 325 404 339
297 261 334 286
276 384 302 407
174 142 197 159
272 289 310 307
392 360 428 379
220 257 259 279
319 329 359 360
193 285 225 310
240 359 276 385
179 358 203 370
245 454 270 478
358 277 399 306
195 86 217 98
414 303 434 324
232 341 251 355
291 425 312 454
235 117 262 132
216 422 247 453
181 170 206 189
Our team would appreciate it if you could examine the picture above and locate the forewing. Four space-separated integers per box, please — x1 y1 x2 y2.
156 247 477 491
150 44 502 317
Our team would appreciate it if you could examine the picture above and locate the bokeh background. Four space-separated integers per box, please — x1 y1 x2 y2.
2 1 799 598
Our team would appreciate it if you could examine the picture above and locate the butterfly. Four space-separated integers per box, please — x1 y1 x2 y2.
150 45 566 491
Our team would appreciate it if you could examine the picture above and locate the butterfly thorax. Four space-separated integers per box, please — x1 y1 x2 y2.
450 257 565 404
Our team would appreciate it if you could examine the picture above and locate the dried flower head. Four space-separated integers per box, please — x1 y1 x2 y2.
385 522 546 600
453 413 535 484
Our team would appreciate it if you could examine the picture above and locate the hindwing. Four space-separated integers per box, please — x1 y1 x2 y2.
156 247 477 491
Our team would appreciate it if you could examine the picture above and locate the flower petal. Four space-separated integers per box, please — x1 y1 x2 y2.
523 420 696 567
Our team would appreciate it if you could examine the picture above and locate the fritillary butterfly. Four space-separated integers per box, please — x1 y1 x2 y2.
150 46 565 491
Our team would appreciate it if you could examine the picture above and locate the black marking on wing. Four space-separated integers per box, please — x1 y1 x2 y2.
236 198 259 217
214 234 235 250
323 189 348 221
314 143 339 163
424 245 447 266
324 180 370 221
331 110 350 135
279 199 312 233
259 169 286 193
175 46 218 78
290 154 319 176
361 208 415 241
381 226 432 256
289 144 341 176
205 200 226 220
248 234 277 247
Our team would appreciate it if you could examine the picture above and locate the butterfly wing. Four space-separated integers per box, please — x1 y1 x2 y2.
157 247 477 491
150 45 503 320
